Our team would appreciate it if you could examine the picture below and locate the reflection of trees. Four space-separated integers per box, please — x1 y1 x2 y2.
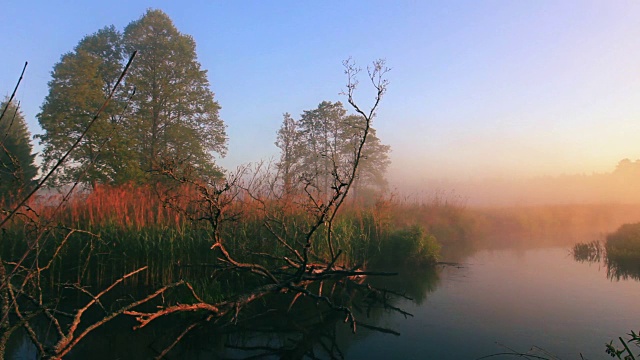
176 274 439 359
570 240 640 281
364 267 440 305
216 308 358 359
605 257 640 281
8 272 441 359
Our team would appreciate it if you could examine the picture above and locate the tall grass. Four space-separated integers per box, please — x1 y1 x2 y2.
6 184 640 289
2 185 452 289
32 184 185 229
9 184 638 289
604 223 640 280
606 222 640 261
571 240 603 262
570 223 640 280
11 183 636 291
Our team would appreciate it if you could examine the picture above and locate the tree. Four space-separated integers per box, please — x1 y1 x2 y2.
123 9 227 177
37 26 135 185
0 99 38 202
613 158 640 178
37 10 227 185
274 113 300 194
296 101 346 196
276 101 390 197
340 117 391 199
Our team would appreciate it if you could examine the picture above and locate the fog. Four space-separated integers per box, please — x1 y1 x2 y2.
389 158 640 207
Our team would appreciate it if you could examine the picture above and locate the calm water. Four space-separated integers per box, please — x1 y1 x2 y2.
345 246 639 359
8 245 640 359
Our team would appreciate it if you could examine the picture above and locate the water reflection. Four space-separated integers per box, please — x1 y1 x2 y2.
571 240 603 263
364 267 440 305
347 247 640 359
605 257 640 281
571 242 640 281
8 246 638 359
8 268 441 359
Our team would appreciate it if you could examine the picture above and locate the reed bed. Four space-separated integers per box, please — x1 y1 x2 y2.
606 222 640 261
6 184 640 290
570 223 640 280
1 185 446 291
571 240 603 262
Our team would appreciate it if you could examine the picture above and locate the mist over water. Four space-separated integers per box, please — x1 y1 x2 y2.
389 158 640 207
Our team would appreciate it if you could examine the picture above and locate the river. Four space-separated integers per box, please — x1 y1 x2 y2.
7 243 639 359
345 246 639 359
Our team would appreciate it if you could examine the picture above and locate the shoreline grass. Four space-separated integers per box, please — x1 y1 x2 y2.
5 184 640 289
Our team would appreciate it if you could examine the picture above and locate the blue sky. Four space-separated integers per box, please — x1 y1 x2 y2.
3 1 640 186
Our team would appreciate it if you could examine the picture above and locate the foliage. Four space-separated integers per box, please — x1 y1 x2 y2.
37 9 226 186
123 9 227 177
605 222 640 261
0 185 444 288
377 225 440 267
606 331 640 359
37 26 133 185
1 57 400 358
613 158 640 180
275 101 390 198
570 228 640 281
601 223 640 280
378 194 474 247
0 99 37 203
571 240 603 263
274 112 298 193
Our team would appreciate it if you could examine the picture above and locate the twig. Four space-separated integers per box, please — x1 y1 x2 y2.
0 62 27 123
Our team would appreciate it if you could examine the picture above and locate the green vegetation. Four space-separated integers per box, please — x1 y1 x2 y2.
0 99 37 203
572 222 640 281
275 101 390 196
606 330 640 360
36 9 226 185
606 222 640 262
5 176 640 295
376 225 440 267
0 27 412 355
1 185 442 289
572 240 603 262
603 223 640 281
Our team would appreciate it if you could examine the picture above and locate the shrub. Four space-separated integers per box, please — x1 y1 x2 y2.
606 223 640 261
572 240 602 262
377 224 440 267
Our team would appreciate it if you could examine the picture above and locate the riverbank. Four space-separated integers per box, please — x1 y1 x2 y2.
5 185 640 287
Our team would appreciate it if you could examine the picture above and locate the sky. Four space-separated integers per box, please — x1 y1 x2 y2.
3 1 640 190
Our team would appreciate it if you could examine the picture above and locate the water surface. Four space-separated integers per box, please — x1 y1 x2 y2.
8 245 639 359
345 246 639 359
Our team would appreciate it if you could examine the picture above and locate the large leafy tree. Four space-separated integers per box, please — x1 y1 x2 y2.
276 101 390 197
0 100 38 202
123 9 226 176
37 10 227 185
37 26 134 185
